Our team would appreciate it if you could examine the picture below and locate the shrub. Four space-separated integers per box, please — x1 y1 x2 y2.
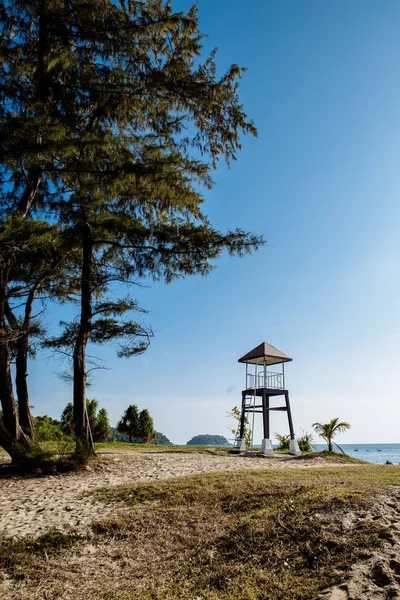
275 433 290 451
35 416 65 442
297 431 315 453
275 431 315 453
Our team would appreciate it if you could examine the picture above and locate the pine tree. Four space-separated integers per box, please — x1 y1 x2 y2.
1 1 263 461
0 218 69 455
5 222 77 439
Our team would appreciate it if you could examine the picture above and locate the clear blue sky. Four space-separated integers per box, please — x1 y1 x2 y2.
29 0 400 445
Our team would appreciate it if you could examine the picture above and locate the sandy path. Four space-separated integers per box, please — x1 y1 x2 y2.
1 453 400 600
315 487 400 600
0 452 345 539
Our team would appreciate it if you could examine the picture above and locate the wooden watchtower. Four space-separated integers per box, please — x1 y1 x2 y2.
234 342 301 455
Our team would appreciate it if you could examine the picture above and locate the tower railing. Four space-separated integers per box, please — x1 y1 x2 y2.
246 371 284 390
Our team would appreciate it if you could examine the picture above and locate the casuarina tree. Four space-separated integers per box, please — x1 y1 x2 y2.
1 1 263 461
5 224 77 441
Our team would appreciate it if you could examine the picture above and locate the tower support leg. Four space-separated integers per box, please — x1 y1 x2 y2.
239 391 246 439
285 392 301 455
261 390 273 455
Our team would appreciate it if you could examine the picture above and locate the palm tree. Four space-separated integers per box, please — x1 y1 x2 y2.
312 418 350 452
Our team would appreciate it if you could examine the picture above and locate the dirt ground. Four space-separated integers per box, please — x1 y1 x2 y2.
315 487 400 600
0 451 342 539
1 452 400 599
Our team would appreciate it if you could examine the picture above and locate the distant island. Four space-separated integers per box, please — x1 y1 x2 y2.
186 434 230 446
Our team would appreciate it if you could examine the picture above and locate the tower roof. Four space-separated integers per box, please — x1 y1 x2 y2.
238 342 292 366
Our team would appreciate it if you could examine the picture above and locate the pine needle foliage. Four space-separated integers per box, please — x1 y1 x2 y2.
0 0 263 460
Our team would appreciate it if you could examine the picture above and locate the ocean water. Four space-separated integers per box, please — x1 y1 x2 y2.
314 443 400 465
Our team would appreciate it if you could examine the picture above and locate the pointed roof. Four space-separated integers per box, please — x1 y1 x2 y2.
238 342 292 366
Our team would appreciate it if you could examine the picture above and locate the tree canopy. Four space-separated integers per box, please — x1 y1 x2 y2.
0 0 263 463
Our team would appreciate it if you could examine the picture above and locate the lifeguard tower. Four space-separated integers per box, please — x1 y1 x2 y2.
234 342 301 456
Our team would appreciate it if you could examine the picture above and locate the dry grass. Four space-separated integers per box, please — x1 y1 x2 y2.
294 450 369 464
1 464 399 600
0 441 232 460
95 442 232 454
0 438 369 462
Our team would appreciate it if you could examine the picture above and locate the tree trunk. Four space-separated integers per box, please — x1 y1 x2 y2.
15 340 35 436
73 223 95 460
0 259 22 461
16 285 40 437
0 6 43 461
0 341 18 439
0 336 33 462
0 299 34 462
0 236 41 460
4 298 36 438
0 421 19 458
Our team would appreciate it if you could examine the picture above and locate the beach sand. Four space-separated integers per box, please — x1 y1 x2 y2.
1 451 399 599
0 451 339 540
315 487 400 600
